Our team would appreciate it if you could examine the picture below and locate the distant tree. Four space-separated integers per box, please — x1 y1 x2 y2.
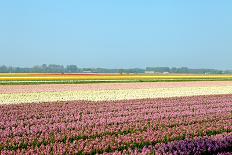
0 65 8 73
66 65 78 73
0 64 228 74
47 64 65 73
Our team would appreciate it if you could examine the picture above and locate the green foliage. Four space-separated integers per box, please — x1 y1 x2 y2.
0 64 230 74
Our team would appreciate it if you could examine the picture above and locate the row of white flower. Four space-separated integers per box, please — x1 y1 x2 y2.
1 86 232 104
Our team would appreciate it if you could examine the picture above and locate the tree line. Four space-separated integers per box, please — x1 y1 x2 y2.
0 64 231 74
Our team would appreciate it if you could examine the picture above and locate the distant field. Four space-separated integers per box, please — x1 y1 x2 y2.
1 73 232 85
1 81 232 154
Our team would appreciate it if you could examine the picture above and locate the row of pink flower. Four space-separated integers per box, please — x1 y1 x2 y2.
1 120 231 154
0 94 231 154
1 93 230 123
1 94 231 131
1 81 232 94
0 95 230 141
102 133 232 155
1 111 230 145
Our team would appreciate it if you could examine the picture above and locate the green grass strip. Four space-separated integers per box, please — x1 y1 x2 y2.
1 78 232 85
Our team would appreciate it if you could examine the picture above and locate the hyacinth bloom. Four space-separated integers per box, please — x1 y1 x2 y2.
1 74 232 81
1 81 232 94
1 85 232 104
0 81 232 154
0 94 231 154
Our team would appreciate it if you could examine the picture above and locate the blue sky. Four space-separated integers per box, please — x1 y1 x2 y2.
0 0 231 69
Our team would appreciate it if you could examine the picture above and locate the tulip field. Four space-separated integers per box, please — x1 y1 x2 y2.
0 78 232 154
1 73 232 85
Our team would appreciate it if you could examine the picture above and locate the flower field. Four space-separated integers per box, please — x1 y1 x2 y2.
1 81 232 94
0 81 232 154
1 73 232 85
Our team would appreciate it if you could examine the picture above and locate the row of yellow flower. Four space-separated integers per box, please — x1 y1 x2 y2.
1 86 232 104
1 75 232 81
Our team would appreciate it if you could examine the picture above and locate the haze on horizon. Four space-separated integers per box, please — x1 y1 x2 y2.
0 0 231 70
